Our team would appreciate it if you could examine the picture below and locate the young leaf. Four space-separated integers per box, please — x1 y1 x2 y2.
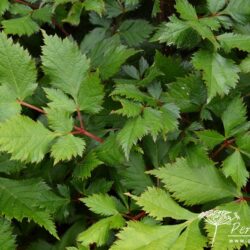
192 50 240 102
0 0 9 14
51 135 85 164
117 116 149 159
110 222 185 250
221 97 247 137
0 115 56 163
222 150 249 189
83 0 105 16
196 130 225 149
77 214 125 247
134 187 196 220
207 0 226 13
0 32 37 100
149 158 239 205
81 194 120 216
0 218 16 250
175 0 198 21
42 33 90 101
240 56 250 73
218 33 250 52
113 99 142 118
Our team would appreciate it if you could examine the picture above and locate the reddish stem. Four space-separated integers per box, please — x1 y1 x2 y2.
17 100 46 114
132 211 146 221
211 139 235 159
51 18 69 36
236 197 250 203
74 126 104 143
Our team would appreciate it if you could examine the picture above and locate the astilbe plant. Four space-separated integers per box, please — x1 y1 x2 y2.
0 0 250 249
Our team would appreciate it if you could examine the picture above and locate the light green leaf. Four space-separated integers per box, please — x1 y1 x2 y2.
192 50 240 102
0 178 62 238
110 222 185 250
78 214 125 247
152 16 201 49
0 85 21 122
196 130 224 149
119 19 154 47
171 219 207 250
113 98 142 118
0 0 9 14
42 33 90 100
175 0 198 21
0 32 37 100
83 0 105 16
240 56 250 73
218 33 250 52
0 218 16 250
0 115 56 163
207 0 226 14
80 194 120 216
236 132 250 157
73 151 103 179
44 88 76 112
117 116 149 159
221 97 247 137
149 158 239 205
31 6 52 23
78 71 104 113
222 150 249 189
51 134 85 164
2 16 40 36
63 2 83 26
135 187 196 220
45 108 73 133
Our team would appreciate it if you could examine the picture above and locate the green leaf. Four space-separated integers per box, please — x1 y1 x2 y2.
218 33 250 52
89 37 137 80
0 177 62 238
167 74 206 112
0 154 26 174
78 71 104 113
0 32 37 100
45 108 73 133
155 51 186 82
51 135 85 164
83 0 105 16
117 116 149 159
81 194 120 216
110 222 185 250
119 19 154 47
113 98 142 118
240 56 250 73
31 6 52 23
0 85 21 122
175 0 198 21
0 0 9 14
192 50 240 102
152 0 160 17
2 16 40 36
44 88 76 112
196 130 225 149
0 115 56 163
0 218 16 250
171 219 207 250
135 187 196 220
73 151 103 179
152 16 201 49
63 2 83 26
222 150 249 189
221 97 247 137
78 214 125 247
204 201 250 250
207 0 226 14
42 33 90 100
149 158 239 205
236 132 250 157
